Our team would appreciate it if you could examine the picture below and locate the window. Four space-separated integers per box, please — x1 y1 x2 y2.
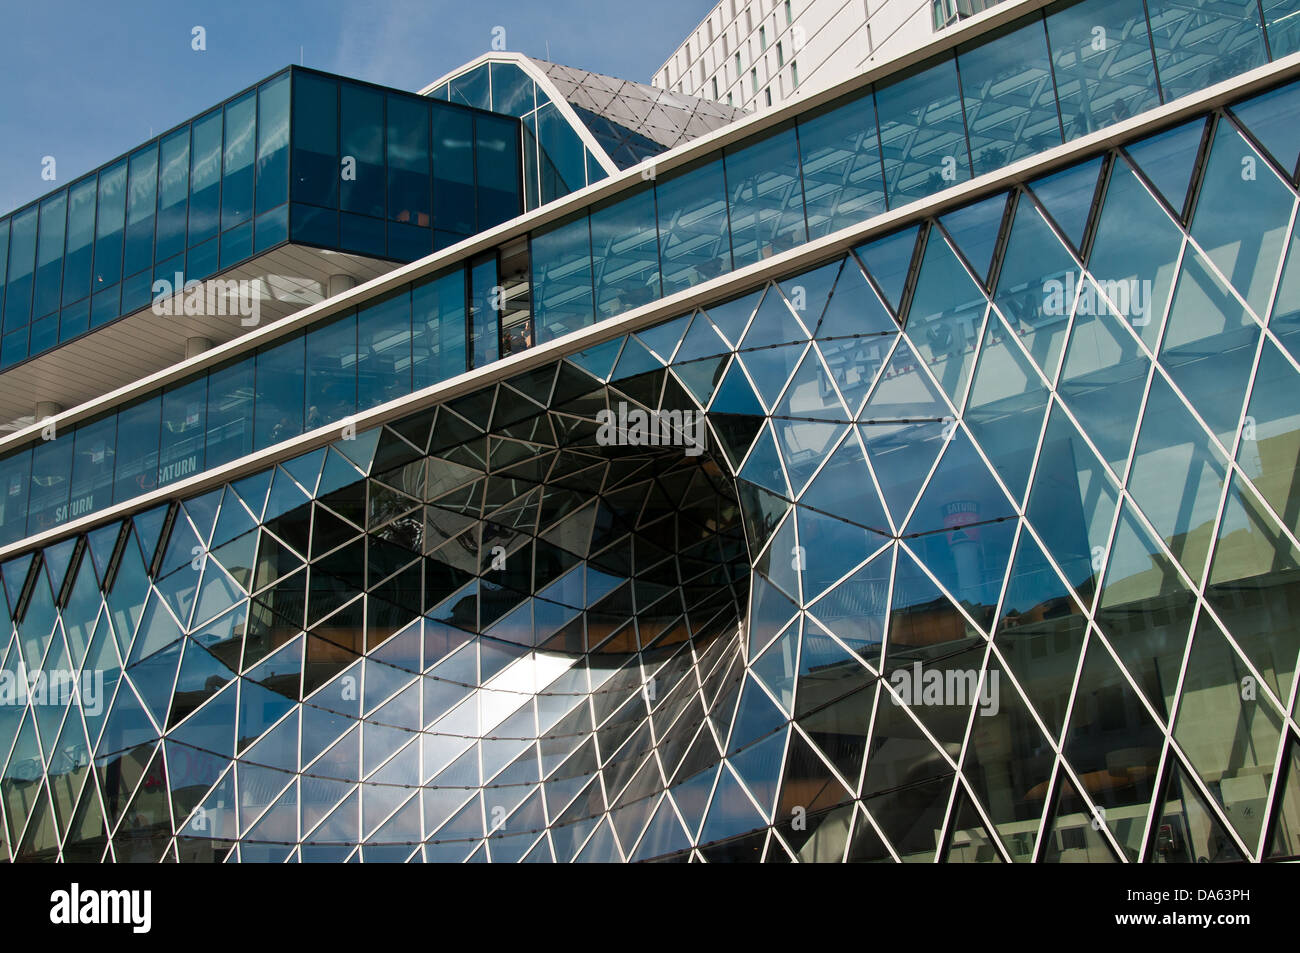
713 76 720 99
785 0 792 25
760 25 767 50
792 60 799 88
777 41 784 67
735 52 742 74
765 87 772 106
752 68 759 96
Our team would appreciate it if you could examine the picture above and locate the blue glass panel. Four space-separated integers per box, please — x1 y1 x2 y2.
222 92 257 230
489 62 535 117
188 111 223 247
537 102 586 203
70 414 117 519
59 299 89 343
219 221 253 269
387 94 430 226
1263 0 1300 56
533 214 593 344
959 17 1062 176
159 376 206 488
255 335 306 450
448 65 491 110
292 72 339 209
726 123 806 267
468 256 500 369
113 393 161 503
0 448 31 546
358 289 412 410
254 205 289 252
1048 0 1161 140
290 203 339 248
124 145 158 277
797 91 885 240
306 310 357 429
1147 0 1266 102
4 208 37 332
255 73 291 212
62 178 97 306
27 434 73 534
657 158 731 297
432 106 474 236
475 114 522 230
876 57 969 207
33 193 66 321
413 267 467 388
155 129 190 263
591 185 660 320
206 357 255 468
340 212 386 257
341 82 384 218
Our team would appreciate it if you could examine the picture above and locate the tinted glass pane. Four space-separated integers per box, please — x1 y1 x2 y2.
155 129 190 263
94 160 129 293
124 146 158 279
340 82 384 218
449 66 491 110
207 358 255 468
959 18 1061 176
537 102 585 203
1147 0 1266 102
0 449 31 546
33 193 67 321
797 91 886 240
159 376 206 487
306 310 357 430
591 185 660 320
292 72 339 208
432 106 474 237
532 214 593 344
475 114 522 229
254 335 305 449
1264 0 1300 56
876 56 969 207
489 62 535 117
113 394 161 504
4 208 37 332
28 434 72 534
387 95 430 225
70 414 117 518
726 123 806 267
412 268 467 388
189 110 222 247
657 158 731 297
256 73 291 212
468 256 499 369
358 289 412 410
1049 0 1161 140
221 92 257 230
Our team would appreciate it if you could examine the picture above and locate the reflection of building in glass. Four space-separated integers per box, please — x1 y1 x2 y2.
1 0 1299 863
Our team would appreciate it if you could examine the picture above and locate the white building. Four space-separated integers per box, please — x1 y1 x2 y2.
653 0 1006 111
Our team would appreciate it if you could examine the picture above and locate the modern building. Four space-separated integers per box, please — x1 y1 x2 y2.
652 0 1012 112
0 0 1299 863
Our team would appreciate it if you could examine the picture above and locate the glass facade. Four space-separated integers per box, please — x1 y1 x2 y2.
1 63 1300 861
0 68 521 370
1 0 1300 864
429 60 609 208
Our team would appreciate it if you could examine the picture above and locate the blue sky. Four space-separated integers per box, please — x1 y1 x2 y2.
0 0 709 214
